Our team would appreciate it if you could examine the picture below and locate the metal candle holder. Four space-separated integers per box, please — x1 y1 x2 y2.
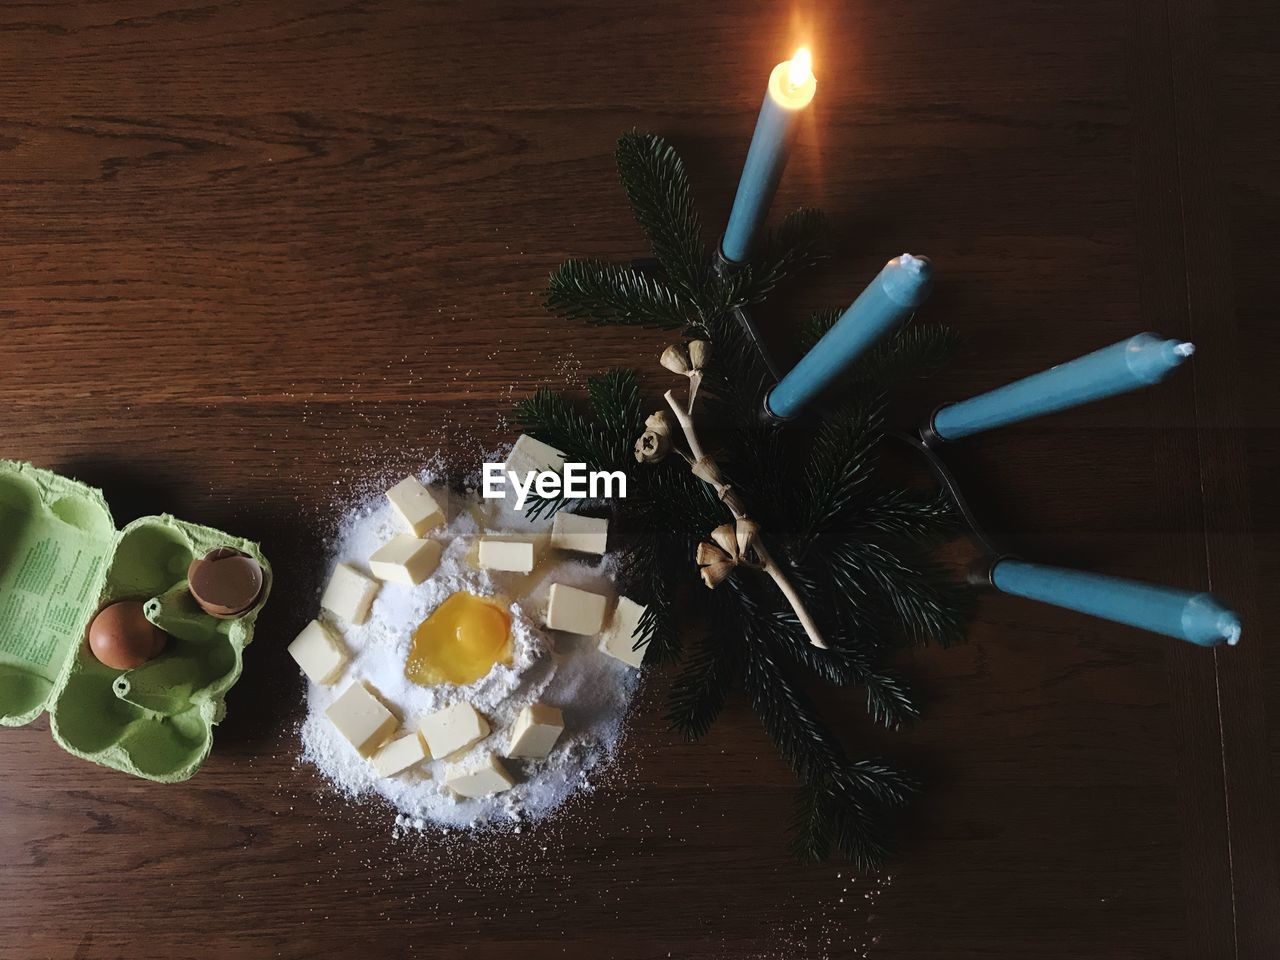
713 242 1004 580
710 240 1242 648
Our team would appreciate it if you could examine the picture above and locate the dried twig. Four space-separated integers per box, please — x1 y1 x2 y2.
663 388 827 649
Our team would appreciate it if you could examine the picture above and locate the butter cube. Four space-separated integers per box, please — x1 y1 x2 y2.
478 536 537 573
599 596 648 668
506 703 565 759
321 563 381 625
371 732 429 778
445 753 515 798
545 583 609 635
287 619 349 685
504 434 566 479
325 681 398 756
387 476 445 536
369 535 443 586
550 512 608 555
417 701 490 759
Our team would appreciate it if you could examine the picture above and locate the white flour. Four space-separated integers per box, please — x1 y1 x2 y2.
298 464 640 832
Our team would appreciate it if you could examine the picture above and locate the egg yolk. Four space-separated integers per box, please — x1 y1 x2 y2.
405 592 513 687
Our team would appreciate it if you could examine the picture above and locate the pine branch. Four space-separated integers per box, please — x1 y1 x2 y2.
830 540 969 646
855 487 960 544
667 625 737 740
748 599 920 729
740 619 846 782
616 131 707 298
513 387 600 464
851 322 960 385
798 399 884 538
742 630 912 870
730 208 830 305
789 781 834 861
788 641 920 730
797 307 844 352
585 369 644 469
859 672 922 729
546 258 691 329
824 785 895 868
799 313 959 385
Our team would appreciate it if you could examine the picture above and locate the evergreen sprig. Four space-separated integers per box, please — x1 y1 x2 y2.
522 131 968 871
547 259 690 329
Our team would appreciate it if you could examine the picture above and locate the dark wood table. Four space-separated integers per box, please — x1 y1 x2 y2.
2 2 1277 957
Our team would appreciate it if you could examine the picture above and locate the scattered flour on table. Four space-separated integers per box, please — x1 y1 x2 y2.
298 462 640 832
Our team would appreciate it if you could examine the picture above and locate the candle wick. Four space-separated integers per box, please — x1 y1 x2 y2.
1222 615 1242 646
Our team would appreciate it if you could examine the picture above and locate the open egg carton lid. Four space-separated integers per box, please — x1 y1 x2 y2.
0 460 271 782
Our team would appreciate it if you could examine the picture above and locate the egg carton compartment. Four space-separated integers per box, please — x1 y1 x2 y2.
0 465 114 727
0 461 271 782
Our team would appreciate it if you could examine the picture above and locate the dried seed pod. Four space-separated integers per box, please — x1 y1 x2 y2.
690 457 723 487
660 344 691 375
634 427 672 463
687 369 704 406
720 488 747 516
710 523 739 559
644 410 672 435
700 560 736 589
735 517 760 561
687 339 710 370
696 541 730 566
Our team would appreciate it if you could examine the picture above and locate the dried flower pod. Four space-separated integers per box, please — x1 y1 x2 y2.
710 523 739 560
735 517 760 562
700 560 736 589
644 410 672 435
660 344 691 375
687 339 710 370
690 457 723 487
696 541 730 566
720 488 747 516
634 426 671 463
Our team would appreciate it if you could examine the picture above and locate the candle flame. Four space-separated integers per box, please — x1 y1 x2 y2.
787 47 813 89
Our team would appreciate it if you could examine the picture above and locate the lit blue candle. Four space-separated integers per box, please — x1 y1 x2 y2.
991 559 1241 647
766 254 935 419
933 333 1194 440
721 47 816 264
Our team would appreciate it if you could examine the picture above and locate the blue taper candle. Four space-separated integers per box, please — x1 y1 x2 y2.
766 254 935 419
991 560 1241 647
933 333 1194 440
721 48 816 264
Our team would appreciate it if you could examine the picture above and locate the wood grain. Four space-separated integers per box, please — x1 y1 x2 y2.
1 1 1277 957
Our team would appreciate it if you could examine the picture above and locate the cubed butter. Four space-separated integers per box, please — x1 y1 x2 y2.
287 619 348 685
445 752 515 798
371 731 429 778
545 583 609 635
503 434 567 479
599 596 649 668
325 680 398 756
550 512 608 555
386 476 445 536
320 563 381 625
477 536 537 573
506 703 565 759
369 535 443 586
417 701 490 759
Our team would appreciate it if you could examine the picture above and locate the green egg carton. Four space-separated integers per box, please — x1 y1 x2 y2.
0 460 271 782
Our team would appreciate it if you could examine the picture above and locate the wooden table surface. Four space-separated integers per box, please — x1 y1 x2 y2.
2 1 1277 957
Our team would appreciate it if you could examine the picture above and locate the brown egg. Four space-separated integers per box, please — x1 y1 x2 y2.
87 601 168 671
187 547 264 619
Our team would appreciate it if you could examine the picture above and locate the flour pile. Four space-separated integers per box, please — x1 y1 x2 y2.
298 466 641 830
